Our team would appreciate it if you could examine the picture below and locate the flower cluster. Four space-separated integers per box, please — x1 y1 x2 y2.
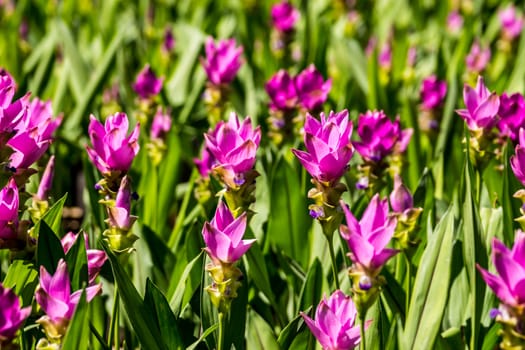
132 64 163 101
269 1 299 61
499 5 524 41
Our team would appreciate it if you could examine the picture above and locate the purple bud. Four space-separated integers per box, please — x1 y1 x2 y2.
489 308 501 319
35 155 55 201
309 206 324 219
271 1 299 33
132 64 163 100
201 37 243 86
390 174 413 213
499 5 524 40
465 41 491 73
359 275 372 290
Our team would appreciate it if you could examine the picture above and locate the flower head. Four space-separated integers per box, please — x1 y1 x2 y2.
35 155 55 201
354 110 412 163
300 290 370 350
420 75 447 110
292 110 353 183
265 70 298 111
201 38 243 86
107 175 137 231
0 178 18 241
132 64 163 100
497 92 525 142
271 1 299 33
378 43 392 71
456 76 500 132
202 201 255 265
162 27 175 54
204 112 261 188
61 232 107 284
499 5 524 40
447 11 463 34
0 283 31 342
389 174 413 214
477 231 525 308
86 112 140 176
465 41 491 73
510 129 525 186
150 107 171 140
295 64 331 111
340 195 398 275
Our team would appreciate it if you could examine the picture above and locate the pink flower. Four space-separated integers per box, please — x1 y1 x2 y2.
0 283 31 342
271 1 299 32
0 70 28 143
456 76 500 132
510 129 525 186
150 107 171 140
202 201 255 265
132 64 163 100
292 110 353 183
61 232 107 284
477 231 525 308
265 70 298 111
295 64 332 111
36 259 101 338
86 112 140 176
204 112 261 188
353 110 412 162
300 290 370 350
340 195 398 276
194 145 215 179
0 178 18 241
465 41 491 73
201 38 243 86
107 176 137 231
389 174 413 214
497 93 525 142
35 155 55 201
499 5 524 40
378 43 392 70
447 11 463 34
420 75 447 110
162 27 175 54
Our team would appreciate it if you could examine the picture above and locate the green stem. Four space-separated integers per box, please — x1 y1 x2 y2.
327 235 340 290
218 312 225 350
405 253 412 312
360 310 367 350
109 287 119 349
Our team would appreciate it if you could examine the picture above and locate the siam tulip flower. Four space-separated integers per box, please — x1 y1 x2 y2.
456 76 500 132
497 92 525 142
499 5 524 40
150 107 171 140
465 41 491 73
378 42 392 71
354 110 412 163
0 282 31 343
132 64 163 100
0 178 19 242
204 112 261 190
61 232 107 284
390 175 413 214
271 1 299 33
86 112 140 177
201 37 243 86
35 156 55 202
447 11 463 34
420 75 447 110
202 201 255 265
295 64 332 111
300 290 370 350
265 69 298 111
162 27 175 54
510 129 525 187
36 259 101 340
292 110 353 184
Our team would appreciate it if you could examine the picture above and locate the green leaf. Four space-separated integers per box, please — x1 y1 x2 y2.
2 260 39 307
246 309 281 350
168 251 204 317
41 193 68 236
62 290 90 350
186 323 219 350
298 258 323 312
65 232 89 291
277 310 311 350
36 220 66 275
243 238 277 308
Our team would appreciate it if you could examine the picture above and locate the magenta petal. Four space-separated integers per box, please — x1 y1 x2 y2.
301 313 332 349
292 149 320 179
224 213 248 245
340 201 361 239
226 140 257 172
477 265 515 306
493 250 525 293
463 85 479 116
347 233 374 267
229 238 255 262
511 231 525 266
473 93 500 126
370 248 399 269
36 289 70 322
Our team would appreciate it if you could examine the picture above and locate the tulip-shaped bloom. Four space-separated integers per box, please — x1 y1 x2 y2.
0 283 31 344
86 112 140 177
265 70 298 111
150 107 171 141
499 5 524 40
36 259 101 340
204 112 261 189
497 93 525 142
465 41 491 73
292 110 353 184
511 129 525 186
378 43 392 71
35 156 55 201
300 290 370 350
61 232 107 284
295 65 332 111
420 76 447 110
447 11 463 34
456 76 500 132
201 38 243 86
271 1 299 33
202 201 255 265
0 178 19 242
354 110 412 163
132 64 163 100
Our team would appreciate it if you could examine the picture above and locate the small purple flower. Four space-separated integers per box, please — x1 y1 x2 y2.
0 282 31 342
35 156 55 201
465 41 491 73
420 75 447 110
292 110 353 183
162 27 175 53
0 178 18 241
477 231 525 308
353 110 413 163
499 5 524 40
107 176 137 231
86 112 140 176
389 174 413 214
204 112 261 188
378 42 392 70
202 201 255 265
300 290 370 350
447 11 463 34
265 70 298 111
497 93 525 142
61 232 107 284
456 76 500 131
271 1 299 33
150 107 172 140
132 64 163 100
201 37 243 86
36 259 101 339
510 129 525 186
340 195 399 275
295 64 332 111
